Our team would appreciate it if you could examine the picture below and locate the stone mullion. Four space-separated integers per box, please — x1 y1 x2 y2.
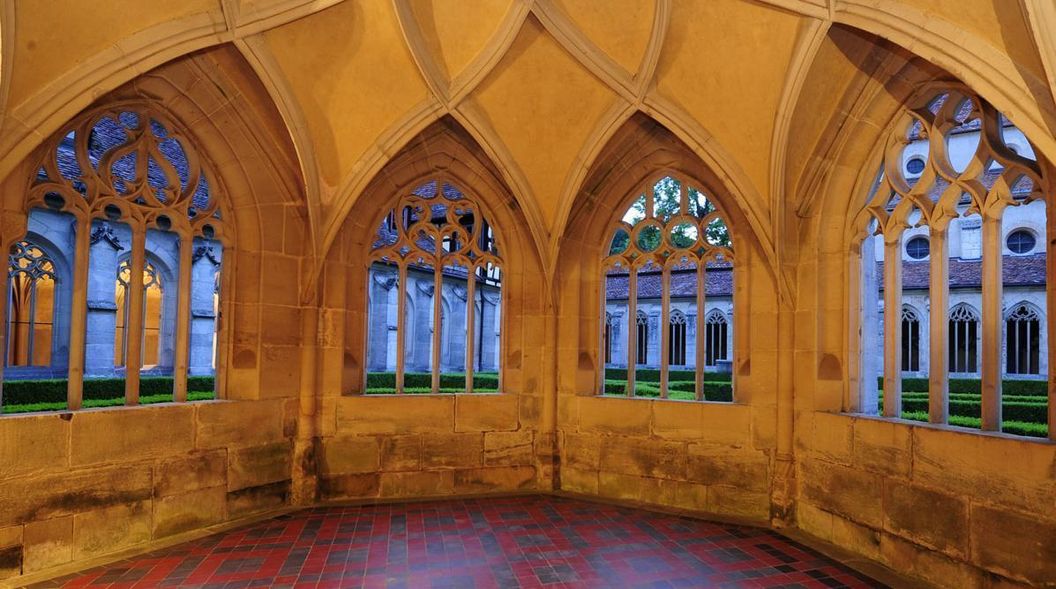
124 228 147 405
696 264 706 401
27 277 37 364
66 216 92 410
172 234 193 402
465 266 476 393
0 240 12 406
980 213 1003 430
928 226 950 424
215 244 233 399
1048 187 1056 440
627 267 637 397
660 264 670 399
882 237 903 418
431 263 442 394
396 263 408 394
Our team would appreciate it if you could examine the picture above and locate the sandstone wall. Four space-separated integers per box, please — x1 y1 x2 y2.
316 395 543 501
797 412 1056 587
558 396 773 522
0 399 296 580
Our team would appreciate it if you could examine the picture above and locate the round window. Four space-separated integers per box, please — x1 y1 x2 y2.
905 236 929 260
905 157 926 175
1006 229 1036 254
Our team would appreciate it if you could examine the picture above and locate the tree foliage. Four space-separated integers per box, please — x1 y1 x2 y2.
608 177 731 255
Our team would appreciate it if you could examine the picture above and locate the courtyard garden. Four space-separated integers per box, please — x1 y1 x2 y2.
1 376 216 413
880 376 1049 438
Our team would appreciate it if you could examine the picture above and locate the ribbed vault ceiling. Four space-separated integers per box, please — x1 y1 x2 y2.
0 0 1054 287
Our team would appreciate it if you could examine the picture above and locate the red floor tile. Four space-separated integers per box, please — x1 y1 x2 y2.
28 496 886 588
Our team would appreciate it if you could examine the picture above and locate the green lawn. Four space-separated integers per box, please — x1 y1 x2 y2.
364 372 500 394
2 390 216 414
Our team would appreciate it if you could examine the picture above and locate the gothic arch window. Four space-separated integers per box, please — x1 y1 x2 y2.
1 104 228 413
365 179 502 394
6 241 57 368
669 310 687 366
1005 303 1041 375
115 258 163 369
636 311 649 366
852 86 1050 435
949 304 980 374
901 306 921 372
705 310 729 367
602 174 734 401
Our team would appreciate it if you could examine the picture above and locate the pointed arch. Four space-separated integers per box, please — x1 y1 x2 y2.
326 115 546 398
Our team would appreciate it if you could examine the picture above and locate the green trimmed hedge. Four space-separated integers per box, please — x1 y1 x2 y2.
901 410 1047 438
603 380 733 402
898 397 1048 423
605 368 733 383
2 376 215 406
2 390 216 415
363 388 502 396
364 372 499 392
880 376 1047 396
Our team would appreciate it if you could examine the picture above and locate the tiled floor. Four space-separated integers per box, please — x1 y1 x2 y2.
29 496 885 588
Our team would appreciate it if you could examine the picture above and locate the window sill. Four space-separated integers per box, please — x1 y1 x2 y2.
597 393 738 406
0 398 227 419
352 391 504 397
840 411 1054 444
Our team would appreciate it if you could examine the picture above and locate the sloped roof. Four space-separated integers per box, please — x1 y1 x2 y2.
605 265 733 299
878 253 1045 290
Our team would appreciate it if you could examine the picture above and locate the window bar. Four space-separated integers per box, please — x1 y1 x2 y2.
0 266 8 406
124 229 147 405
1047 182 1055 440
627 266 637 397
660 263 671 399
980 214 1003 430
173 235 193 402
431 263 442 394
395 263 408 394
695 263 706 401
27 275 37 364
67 216 91 411
929 226 950 423
882 237 903 417
215 244 234 399
465 265 476 393
5 277 13 366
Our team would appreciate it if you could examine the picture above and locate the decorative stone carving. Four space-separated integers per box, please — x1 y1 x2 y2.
89 223 122 250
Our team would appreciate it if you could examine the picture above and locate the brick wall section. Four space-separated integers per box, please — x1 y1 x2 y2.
798 413 1056 587
558 396 773 522
316 395 542 501
0 399 296 579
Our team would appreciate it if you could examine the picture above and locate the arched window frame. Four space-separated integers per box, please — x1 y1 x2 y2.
948 303 981 375
669 309 687 366
600 172 736 401
901 305 922 373
848 83 1051 434
6 240 58 368
1004 302 1043 376
635 310 649 366
0 102 232 410
704 309 730 367
364 177 504 394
